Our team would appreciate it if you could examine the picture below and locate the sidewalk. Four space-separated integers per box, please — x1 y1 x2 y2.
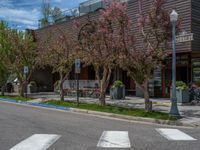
4 92 200 127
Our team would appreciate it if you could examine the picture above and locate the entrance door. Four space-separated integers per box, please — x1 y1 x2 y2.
176 66 188 83
162 66 188 97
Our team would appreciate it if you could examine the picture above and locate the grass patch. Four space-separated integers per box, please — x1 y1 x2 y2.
0 95 34 101
152 101 171 107
42 100 176 121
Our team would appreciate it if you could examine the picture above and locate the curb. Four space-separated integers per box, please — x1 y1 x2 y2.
0 98 70 111
0 98 198 128
71 108 197 128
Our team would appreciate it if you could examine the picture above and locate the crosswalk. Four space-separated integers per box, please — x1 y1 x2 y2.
9 128 198 149
97 128 197 148
9 134 61 150
156 128 197 141
97 131 131 148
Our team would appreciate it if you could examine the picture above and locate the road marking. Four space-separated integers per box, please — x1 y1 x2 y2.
156 128 197 141
97 131 131 148
9 134 61 150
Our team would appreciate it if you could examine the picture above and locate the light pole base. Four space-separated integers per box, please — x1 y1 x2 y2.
170 97 181 118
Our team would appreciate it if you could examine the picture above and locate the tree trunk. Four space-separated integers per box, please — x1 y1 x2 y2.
60 82 64 101
98 67 112 106
143 81 152 112
136 81 152 112
1 85 5 96
99 84 106 106
59 73 65 101
19 83 24 97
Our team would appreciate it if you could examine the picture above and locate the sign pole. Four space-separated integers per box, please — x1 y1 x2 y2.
24 66 29 100
75 59 81 106
76 73 79 105
25 73 27 100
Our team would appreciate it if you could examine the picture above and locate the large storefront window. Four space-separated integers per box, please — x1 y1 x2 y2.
192 59 200 82
148 69 162 97
162 54 190 97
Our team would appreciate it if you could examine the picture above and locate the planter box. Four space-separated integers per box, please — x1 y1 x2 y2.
170 89 189 103
110 86 125 100
176 89 189 103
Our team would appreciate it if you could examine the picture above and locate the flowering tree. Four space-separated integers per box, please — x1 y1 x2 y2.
0 22 37 96
0 53 9 96
120 0 181 111
38 28 78 101
78 0 133 106
0 22 9 95
12 32 36 97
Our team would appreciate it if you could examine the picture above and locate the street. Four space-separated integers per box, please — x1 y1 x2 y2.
0 101 200 150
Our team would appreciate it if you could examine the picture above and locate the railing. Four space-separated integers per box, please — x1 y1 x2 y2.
62 80 100 98
63 80 99 90
79 0 104 16
38 0 129 28
79 0 103 7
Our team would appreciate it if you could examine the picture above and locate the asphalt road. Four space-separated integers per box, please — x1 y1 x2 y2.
0 101 200 150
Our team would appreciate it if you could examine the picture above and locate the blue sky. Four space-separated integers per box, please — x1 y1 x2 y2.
0 0 87 30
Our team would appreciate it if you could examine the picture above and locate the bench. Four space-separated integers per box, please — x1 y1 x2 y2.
64 88 100 98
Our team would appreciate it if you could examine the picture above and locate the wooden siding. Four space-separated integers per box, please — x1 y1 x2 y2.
127 0 192 53
192 0 200 52
165 0 192 53
34 11 100 49
34 0 192 53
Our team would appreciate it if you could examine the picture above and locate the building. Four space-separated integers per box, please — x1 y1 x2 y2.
32 0 200 97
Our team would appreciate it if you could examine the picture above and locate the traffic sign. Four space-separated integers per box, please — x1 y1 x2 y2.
75 59 81 74
24 66 29 74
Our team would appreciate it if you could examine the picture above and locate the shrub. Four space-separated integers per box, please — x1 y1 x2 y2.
176 81 188 90
113 80 123 88
196 79 200 87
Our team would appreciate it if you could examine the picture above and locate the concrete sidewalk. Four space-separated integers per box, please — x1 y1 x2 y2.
5 92 200 127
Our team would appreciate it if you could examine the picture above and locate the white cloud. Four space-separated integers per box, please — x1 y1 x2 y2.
0 7 40 29
0 0 88 30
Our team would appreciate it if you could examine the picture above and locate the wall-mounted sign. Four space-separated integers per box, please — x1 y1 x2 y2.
176 32 193 43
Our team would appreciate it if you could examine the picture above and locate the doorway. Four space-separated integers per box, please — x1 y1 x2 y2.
162 65 189 97
176 66 188 83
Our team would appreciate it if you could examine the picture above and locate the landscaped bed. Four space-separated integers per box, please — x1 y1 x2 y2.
41 100 176 121
0 95 34 101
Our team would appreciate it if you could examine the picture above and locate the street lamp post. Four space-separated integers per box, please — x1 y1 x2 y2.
169 10 180 118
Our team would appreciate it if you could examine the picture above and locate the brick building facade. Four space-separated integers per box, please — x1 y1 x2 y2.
32 0 200 97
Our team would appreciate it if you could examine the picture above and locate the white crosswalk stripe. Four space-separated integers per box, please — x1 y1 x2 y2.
9 134 61 150
156 128 197 141
97 131 131 148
